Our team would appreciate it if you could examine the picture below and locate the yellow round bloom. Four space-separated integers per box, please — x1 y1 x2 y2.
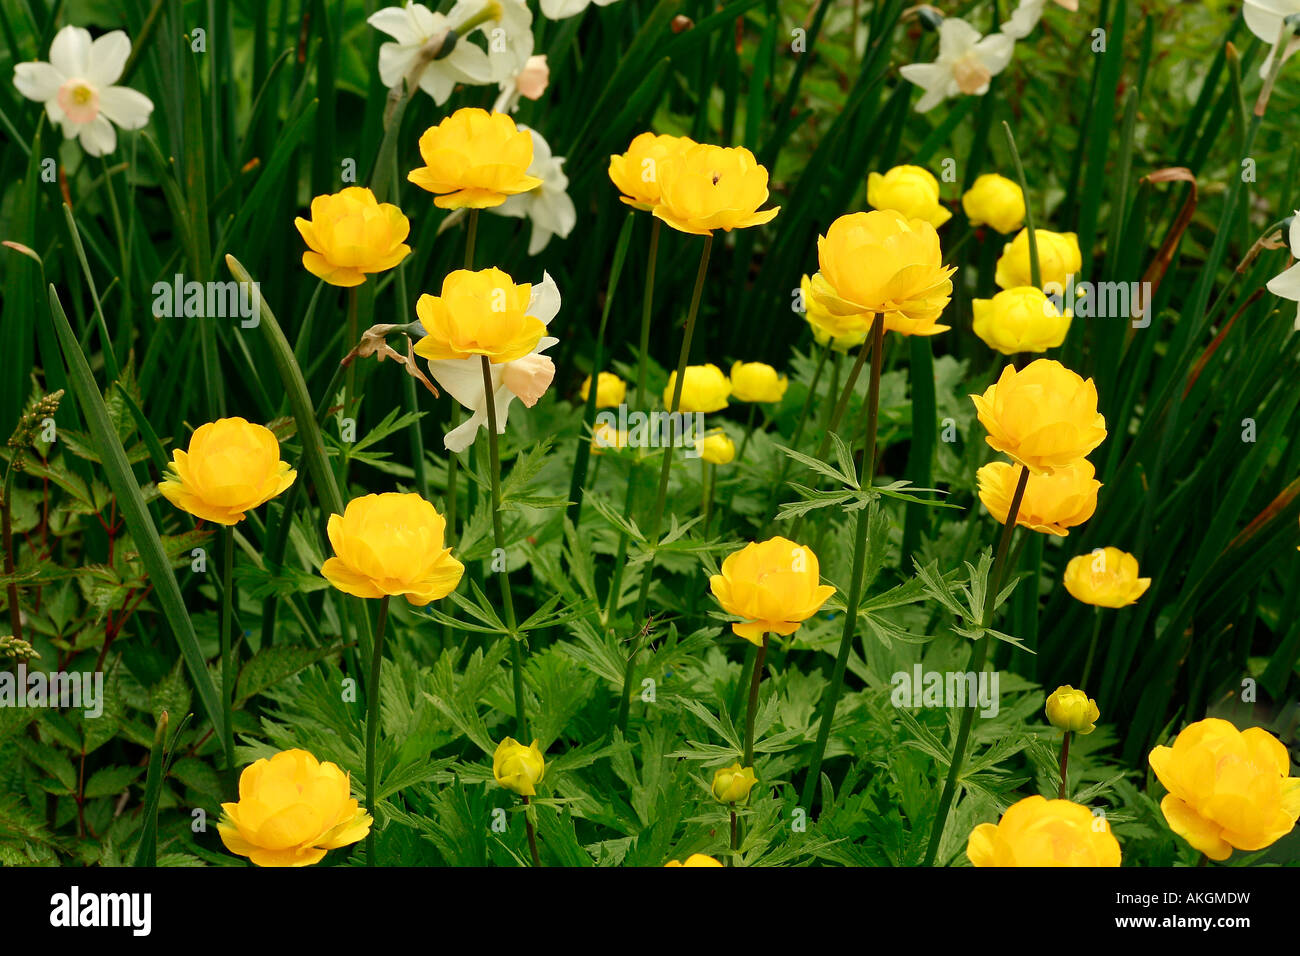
493 737 546 797
801 274 869 351
217 749 371 868
696 431 735 465
158 417 296 525
321 493 464 605
580 371 627 408
866 165 951 228
412 268 546 364
653 143 779 235
967 795 1121 867
1063 547 1151 608
961 173 1025 234
709 536 836 644
1148 718 1300 861
664 364 731 413
994 227 1083 291
293 186 411 287
729 361 788 403
972 286 1071 355
407 107 543 209
1045 685 1100 734
665 853 724 867
810 210 955 335
608 131 697 210
591 421 629 455
976 459 1099 536
711 763 758 803
969 359 1107 474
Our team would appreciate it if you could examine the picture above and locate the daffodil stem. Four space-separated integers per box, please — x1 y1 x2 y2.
482 355 527 740
636 218 661 407
922 463 1029 866
1058 731 1071 800
522 795 542 866
615 234 713 735
365 593 390 867
798 317 884 811
1080 607 1103 690
218 525 236 794
743 634 767 767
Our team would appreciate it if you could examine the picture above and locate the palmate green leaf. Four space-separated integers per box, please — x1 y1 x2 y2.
82 765 143 800
235 645 341 707
775 485 857 522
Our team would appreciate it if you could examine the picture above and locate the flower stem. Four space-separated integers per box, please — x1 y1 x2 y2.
1058 731 1071 799
922 462 1030 866
481 355 526 739
365 593 390 867
636 218 661 408
743 634 768 767
343 287 359 424
736 403 758 461
615 234 712 735
1080 606 1103 690
701 460 715 538
522 795 542 867
219 525 236 795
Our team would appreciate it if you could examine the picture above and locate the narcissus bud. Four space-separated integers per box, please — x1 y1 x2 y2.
493 737 546 796
961 173 1025 234
1045 685 1100 734
710 763 757 803
866 164 951 228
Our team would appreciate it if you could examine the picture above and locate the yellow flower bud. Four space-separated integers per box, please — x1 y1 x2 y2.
608 132 697 210
664 853 724 867
976 459 1099 536
967 795 1121 866
664 363 731 413
971 286 1071 355
493 737 546 797
710 763 757 803
653 143 780 235
591 422 629 455
1148 718 1300 861
969 359 1107 474
810 210 955 335
294 186 411 287
407 107 543 209
580 371 627 408
413 267 547 364
729 361 788 403
321 493 465 605
709 536 835 644
217 749 371 867
866 164 951 228
696 431 735 465
961 173 1025 234
158 417 296 525
1062 547 1151 607
994 227 1082 291
1044 685 1100 734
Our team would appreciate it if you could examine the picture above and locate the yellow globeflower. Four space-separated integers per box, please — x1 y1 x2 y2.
580 371 627 408
321 493 464 605
961 173 1025 234
1148 719 1300 861
729 361 788 403
664 364 731 413
866 164 951 228
967 795 1121 867
976 459 1099 536
810 210 955 335
711 763 758 804
653 143 780 235
969 359 1107 474
1063 547 1151 608
413 267 546 364
972 286 1071 355
665 854 724 867
709 536 836 644
994 227 1082 291
696 431 736 465
493 737 546 797
591 421 629 455
1045 685 1100 734
158 417 296 525
217 749 371 867
801 274 869 350
608 131 697 210
407 107 543 209
294 186 411 287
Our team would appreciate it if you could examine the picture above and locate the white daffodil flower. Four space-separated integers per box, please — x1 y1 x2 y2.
453 0 534 84
368 1 494 103
540 0 622 20
899 18 1016 113
1001 0 1077 40
490 127 576 255
1243 0 1300 78
12 25 153 157
421 272 562 453
1266 213 1300 325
